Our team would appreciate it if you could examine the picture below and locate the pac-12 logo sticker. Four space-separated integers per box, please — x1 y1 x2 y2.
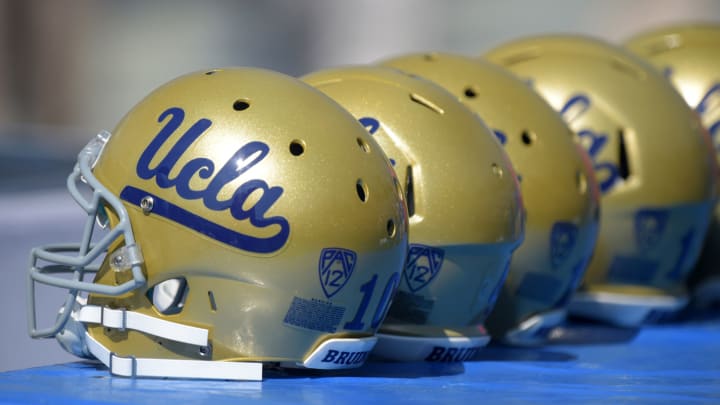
550 222 579 269
319 248 357 298
404 244 444 293
634 209 669 253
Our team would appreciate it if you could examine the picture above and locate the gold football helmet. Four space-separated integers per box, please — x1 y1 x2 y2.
28 67 409 379
626 24 720 308
303 66 524 361
486 35 718 326
380 53 600 345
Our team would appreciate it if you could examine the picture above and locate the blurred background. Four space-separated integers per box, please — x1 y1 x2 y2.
1 0 719 372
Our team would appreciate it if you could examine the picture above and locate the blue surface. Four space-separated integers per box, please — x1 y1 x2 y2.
1 318 719 404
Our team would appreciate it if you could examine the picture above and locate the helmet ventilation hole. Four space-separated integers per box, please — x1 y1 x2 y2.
208 291 218 312
404 166 415 217
386 219 396 238
423 53 438 61
618 128 631 180
610 57 645 80
233 100 250 111
464 87 478 99
205 69 220 75
500 50 541 66
357 137 371 153
410 93 444 114
521 130 536 146
289 140 305 156
491 163 504 178
356 179 368 202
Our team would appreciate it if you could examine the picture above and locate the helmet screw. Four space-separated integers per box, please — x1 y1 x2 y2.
199 345 211 357
112 255 124 266
140 196 154 214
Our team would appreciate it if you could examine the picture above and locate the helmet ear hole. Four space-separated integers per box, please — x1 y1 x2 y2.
148 277 188 315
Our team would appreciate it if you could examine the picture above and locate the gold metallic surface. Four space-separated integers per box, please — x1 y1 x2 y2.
486 35 717 301
303 66 524 338
86 67 409 363
380 53 600 339
626 24 720 300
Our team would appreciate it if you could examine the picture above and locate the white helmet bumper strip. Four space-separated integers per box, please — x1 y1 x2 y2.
503 308 567 347
569 290 688 327
372 333 490 362
85 332 262 380
78 305 208 346
301 337 377 369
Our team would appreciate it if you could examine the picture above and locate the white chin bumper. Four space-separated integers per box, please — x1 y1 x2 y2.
569 290 688 327
372 333 490 362
501 308 567 347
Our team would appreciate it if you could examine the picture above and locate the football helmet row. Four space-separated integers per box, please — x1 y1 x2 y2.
486 35 717 327
27 26 720 380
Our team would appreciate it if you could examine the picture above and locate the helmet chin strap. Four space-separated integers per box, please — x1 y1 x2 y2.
83 333 262 380
57 297 262 381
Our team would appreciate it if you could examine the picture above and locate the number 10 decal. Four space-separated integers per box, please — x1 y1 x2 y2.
344 272 401 330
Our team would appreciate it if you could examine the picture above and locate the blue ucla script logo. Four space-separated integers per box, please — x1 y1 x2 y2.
550 222 578 269
121 106 290 254
666 67 720 150
404 244 444 293
492 129 507 145
560 94 620 194
634 209 669 253
359 117 379 134
359 117 396 166
693 83 720 151
319 248 357 298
